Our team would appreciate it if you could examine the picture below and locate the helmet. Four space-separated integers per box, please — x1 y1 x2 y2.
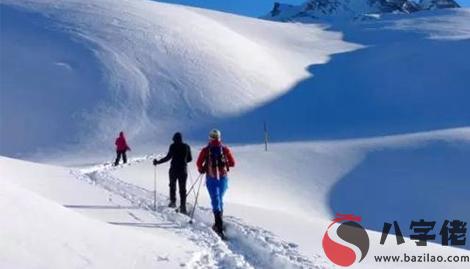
209 129 221 140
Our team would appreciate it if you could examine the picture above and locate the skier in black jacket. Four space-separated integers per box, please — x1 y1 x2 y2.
153 132 192 214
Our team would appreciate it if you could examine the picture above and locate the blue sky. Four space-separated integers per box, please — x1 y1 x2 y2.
157 0 470 17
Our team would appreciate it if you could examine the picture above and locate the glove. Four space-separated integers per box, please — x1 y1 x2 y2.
153 159 158 166
198 167 205 174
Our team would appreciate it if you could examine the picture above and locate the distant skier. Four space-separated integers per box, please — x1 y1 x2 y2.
153 132 193 214
196 129 235 239
114 131 131 166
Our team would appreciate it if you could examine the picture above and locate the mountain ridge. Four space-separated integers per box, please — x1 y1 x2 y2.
263 0 460 21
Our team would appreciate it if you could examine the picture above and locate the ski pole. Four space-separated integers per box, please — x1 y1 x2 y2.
151 152 165 211
185 173 202 199
187 169 199 199
153 165 157 211
189 174 204 224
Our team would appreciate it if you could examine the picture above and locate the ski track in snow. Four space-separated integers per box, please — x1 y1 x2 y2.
71 157 326 269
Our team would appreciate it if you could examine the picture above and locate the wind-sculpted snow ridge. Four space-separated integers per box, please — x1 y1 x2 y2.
73 161 326 269
0 0 359 157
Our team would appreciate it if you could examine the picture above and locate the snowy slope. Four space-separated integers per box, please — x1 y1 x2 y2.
1 0 470 268
2 129 470 268
0 158 199 269
2 1 469 157
0 156 325 269
0 0 358 158
219 8 470 143
74 127 470 268
102 127 470 269
109 127 470 241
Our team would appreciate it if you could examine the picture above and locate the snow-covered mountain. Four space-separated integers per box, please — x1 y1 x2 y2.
1 0 470 268
421 0 462 9
2 0 469 160
264 0 460 21
0 0 358 158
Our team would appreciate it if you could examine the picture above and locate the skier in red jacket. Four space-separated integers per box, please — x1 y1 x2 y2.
114 131 130 166
196 129 235 239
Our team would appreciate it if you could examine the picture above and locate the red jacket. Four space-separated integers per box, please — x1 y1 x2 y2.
115 132 130 152
196 140 235 178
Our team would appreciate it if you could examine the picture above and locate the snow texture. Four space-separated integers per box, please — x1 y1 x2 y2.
1 0 470 268
0 0 358 157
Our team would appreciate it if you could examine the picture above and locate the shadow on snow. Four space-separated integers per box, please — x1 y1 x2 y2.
328 141 470 249
205 13 470 144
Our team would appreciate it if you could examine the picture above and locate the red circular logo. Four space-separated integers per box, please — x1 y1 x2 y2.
322 214 370 267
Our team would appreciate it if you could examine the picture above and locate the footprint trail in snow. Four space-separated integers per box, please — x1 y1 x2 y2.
72 157 327 269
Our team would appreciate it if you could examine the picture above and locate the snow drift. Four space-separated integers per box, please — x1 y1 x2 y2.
220 8 470 143
1 0 470 268
2 1 470 159
0 157 198 269
0 0 358 157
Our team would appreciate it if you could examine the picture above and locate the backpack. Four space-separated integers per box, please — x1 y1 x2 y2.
206 144 229 172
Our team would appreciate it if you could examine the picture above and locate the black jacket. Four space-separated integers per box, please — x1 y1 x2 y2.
157 142 192 170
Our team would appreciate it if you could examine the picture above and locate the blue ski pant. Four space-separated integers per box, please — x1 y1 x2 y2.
206 175 228 214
